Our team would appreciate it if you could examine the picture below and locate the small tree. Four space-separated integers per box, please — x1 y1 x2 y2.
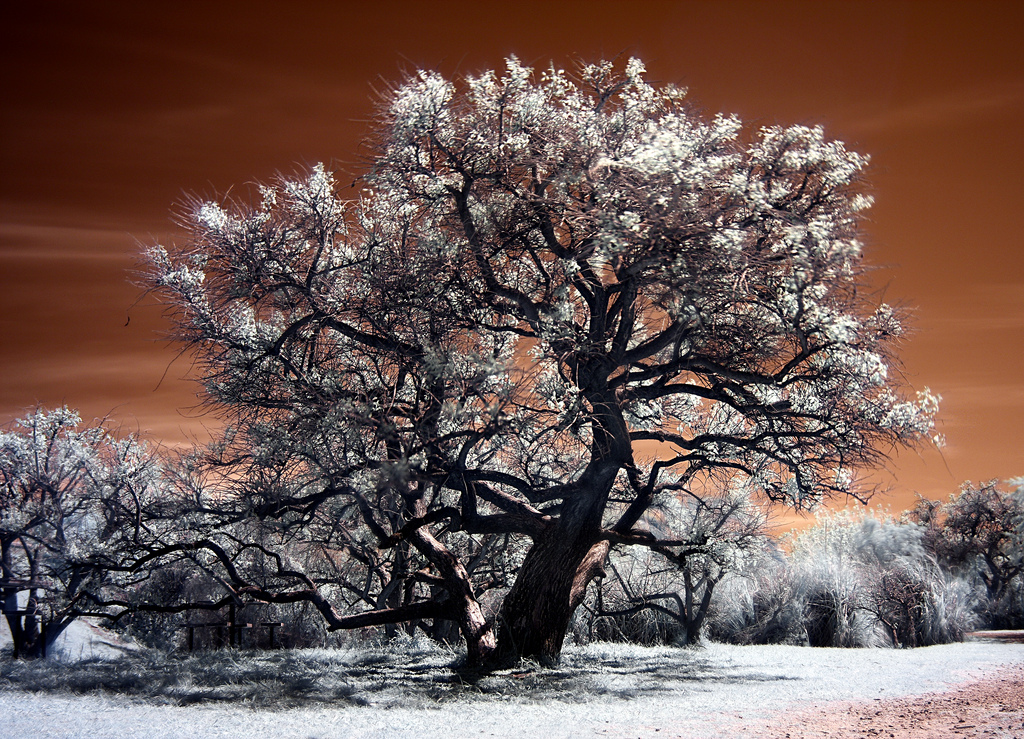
589 477 771 645
0 407 159 658
145 58 940 668
909 478 1024 628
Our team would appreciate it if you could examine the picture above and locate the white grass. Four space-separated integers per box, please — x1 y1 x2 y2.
1 634 1022 738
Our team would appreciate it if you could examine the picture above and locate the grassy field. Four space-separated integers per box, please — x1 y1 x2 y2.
1 636 1023 738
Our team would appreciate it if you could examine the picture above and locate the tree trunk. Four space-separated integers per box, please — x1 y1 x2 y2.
4 609 67 659
493 528 594 666
4 614 26 659
493 458 620 667
406 528 496 668
493 528 612 666
382 542 408 640
683 573 718 645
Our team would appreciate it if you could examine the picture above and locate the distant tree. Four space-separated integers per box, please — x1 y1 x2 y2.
908 478 1024 627
588 478 771 645
145 57 940 668
0 407 160 658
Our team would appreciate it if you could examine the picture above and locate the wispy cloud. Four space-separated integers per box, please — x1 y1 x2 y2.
848 80 1024 135
0 222 142 261
927 283 1024 330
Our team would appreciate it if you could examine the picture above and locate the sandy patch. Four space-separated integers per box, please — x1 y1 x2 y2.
748 662 1024 738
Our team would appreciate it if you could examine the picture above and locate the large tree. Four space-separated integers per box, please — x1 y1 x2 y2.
145 58 939 668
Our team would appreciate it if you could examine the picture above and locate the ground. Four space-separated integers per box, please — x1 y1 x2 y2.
0 627 1022 737
752 661 1024 739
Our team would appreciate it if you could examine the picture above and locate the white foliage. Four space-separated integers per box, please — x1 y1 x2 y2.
139 57 946 661
1 407 162 650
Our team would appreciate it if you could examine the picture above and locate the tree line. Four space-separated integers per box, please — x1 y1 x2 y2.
2 406 1019 658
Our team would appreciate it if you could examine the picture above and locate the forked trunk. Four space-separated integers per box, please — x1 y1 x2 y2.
4 613 66 659
407 528 496 668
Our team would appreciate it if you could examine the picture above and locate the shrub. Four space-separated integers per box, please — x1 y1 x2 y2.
706 556 805 645
792 511 976 647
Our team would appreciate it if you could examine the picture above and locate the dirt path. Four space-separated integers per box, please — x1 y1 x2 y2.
748 662 1024 739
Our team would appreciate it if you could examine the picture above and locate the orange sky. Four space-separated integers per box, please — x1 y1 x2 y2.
2 1 1022 515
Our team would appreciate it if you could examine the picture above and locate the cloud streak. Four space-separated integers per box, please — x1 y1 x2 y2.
848 80 1024 135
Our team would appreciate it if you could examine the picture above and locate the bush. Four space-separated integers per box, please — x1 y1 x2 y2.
792 511 976 648
706 556 805 645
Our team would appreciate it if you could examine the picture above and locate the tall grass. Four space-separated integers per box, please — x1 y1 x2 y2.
0 638 728 708
706 557 805 645
707 511 980 648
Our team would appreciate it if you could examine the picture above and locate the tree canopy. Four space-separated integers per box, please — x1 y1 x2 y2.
145 58 940 667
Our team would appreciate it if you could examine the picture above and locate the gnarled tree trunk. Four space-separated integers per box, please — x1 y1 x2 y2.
492 463 618 667
493 528 595 665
